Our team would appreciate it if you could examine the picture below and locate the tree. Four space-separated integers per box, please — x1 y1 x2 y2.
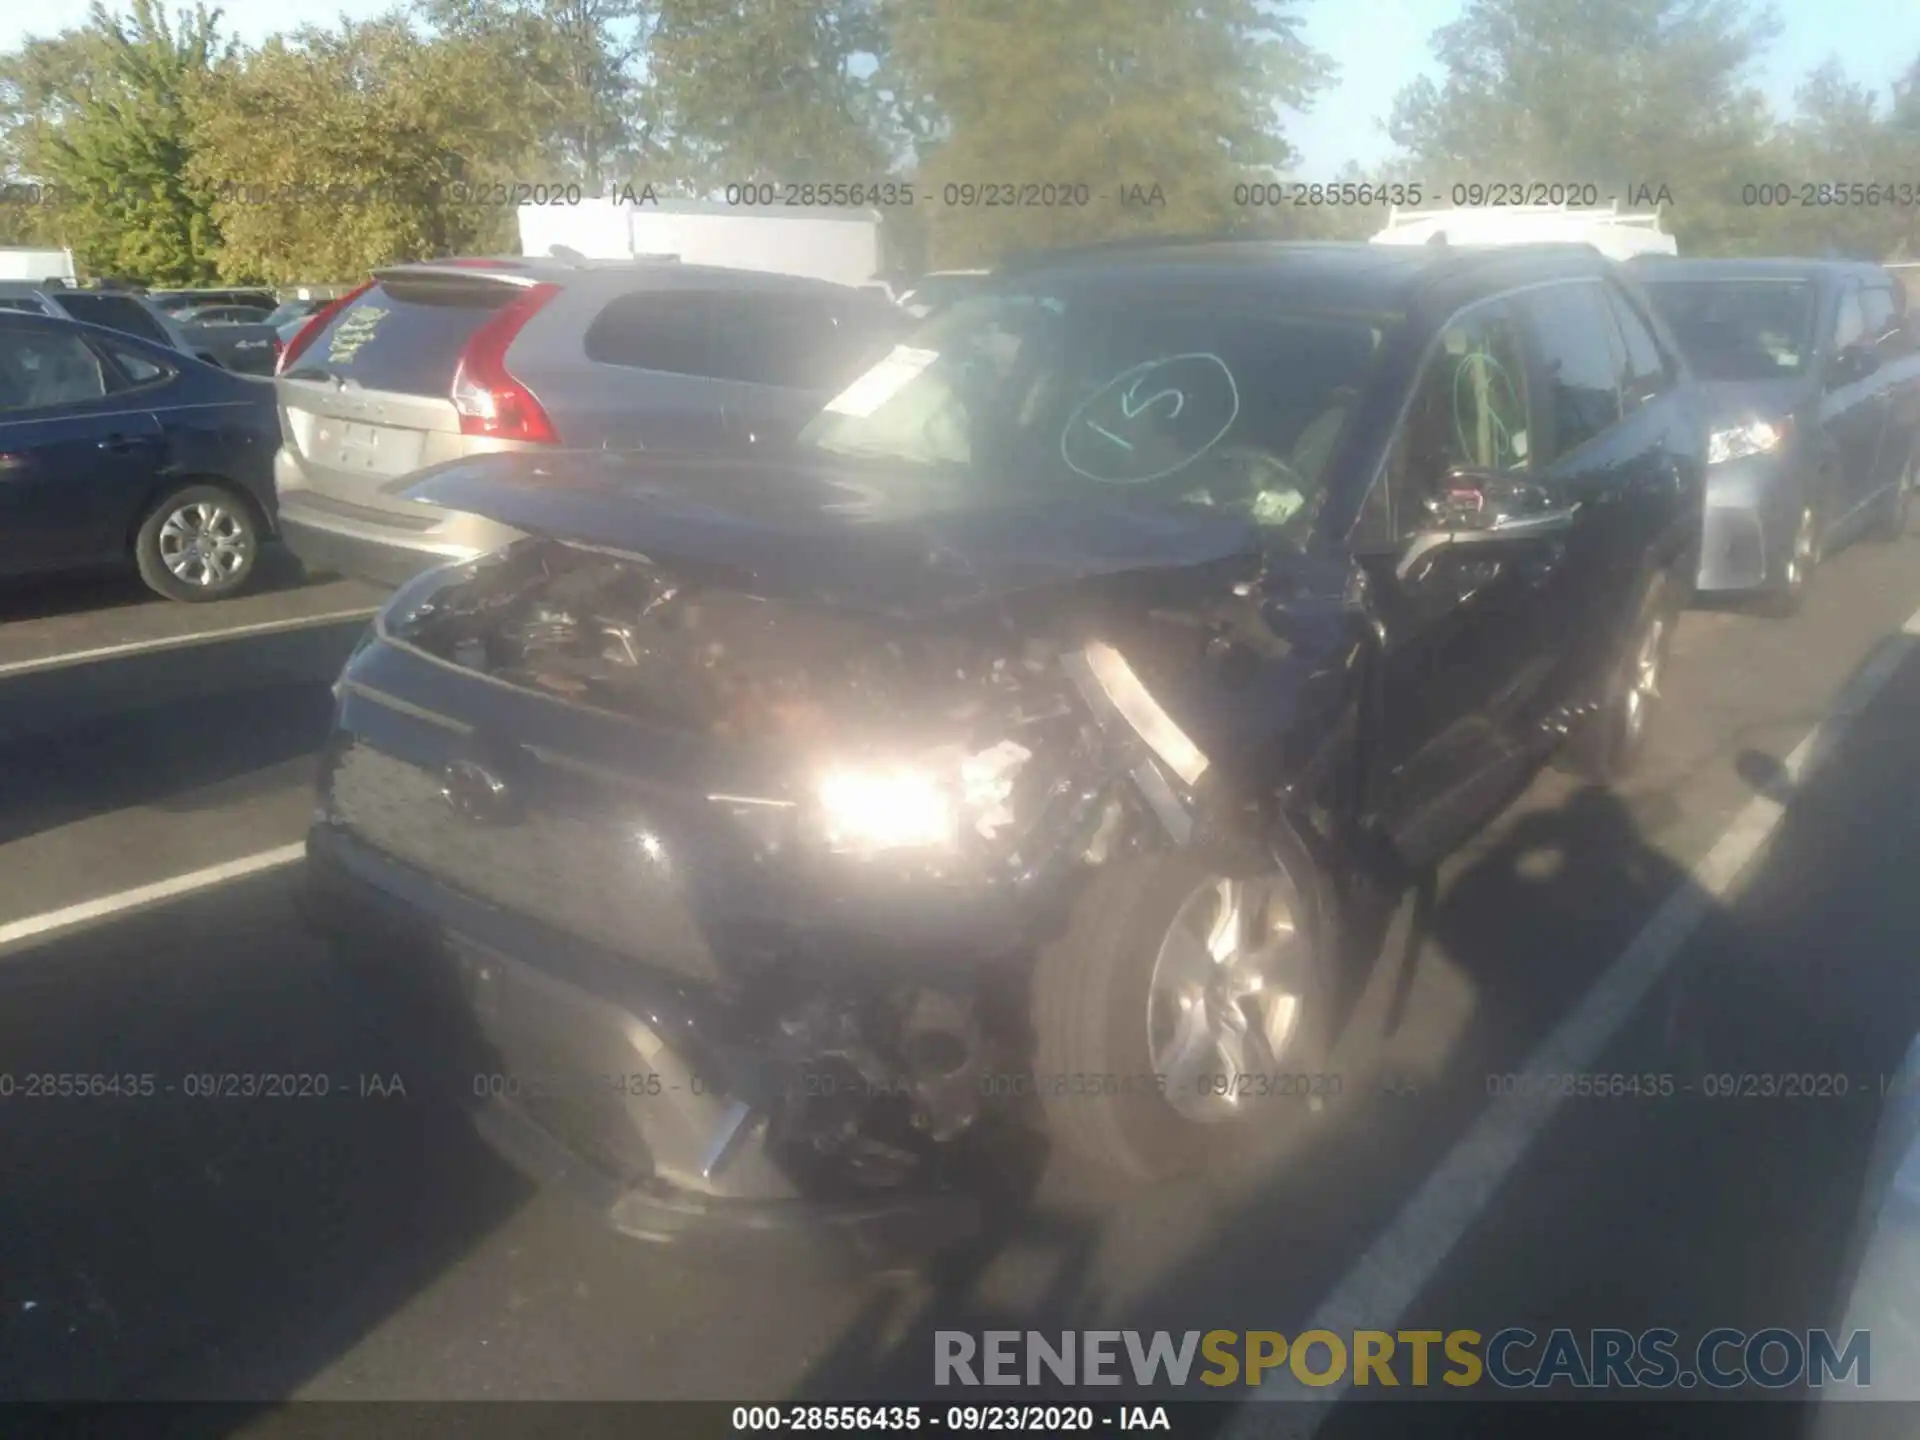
189 15 542 282
1763 58 1908 259
20 0 232 283
879 0 1334 267
1387 0 1780 253
645 0 891 191
1887 55 1920 260
415 0 650 193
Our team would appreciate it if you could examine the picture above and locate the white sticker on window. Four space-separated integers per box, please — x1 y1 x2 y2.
822 345 941 418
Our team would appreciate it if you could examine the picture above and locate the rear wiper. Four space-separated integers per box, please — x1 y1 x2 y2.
283 365 344 384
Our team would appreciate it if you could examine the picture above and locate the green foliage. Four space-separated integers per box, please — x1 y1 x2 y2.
1 0 1917 281
647 0 891 192
880 0 1335 267
1387 0 1783 254
20 0 230 284
414 0 650 192
188 15 541 282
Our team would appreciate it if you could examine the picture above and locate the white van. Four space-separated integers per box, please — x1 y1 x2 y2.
1369 202 1678 261
0 246 77 282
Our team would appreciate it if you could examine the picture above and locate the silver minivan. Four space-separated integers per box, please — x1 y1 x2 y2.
273 256 907 585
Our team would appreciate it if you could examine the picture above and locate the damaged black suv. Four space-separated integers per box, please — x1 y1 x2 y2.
305 240 1705 1251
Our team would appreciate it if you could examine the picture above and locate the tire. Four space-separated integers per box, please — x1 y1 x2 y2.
1870 443 1916 543
133 482 262 602
1563 569 1680 784
1029 829 1335 1181
1757 498 1819 618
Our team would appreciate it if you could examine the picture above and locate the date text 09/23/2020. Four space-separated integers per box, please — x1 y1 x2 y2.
730 1404 1175 1433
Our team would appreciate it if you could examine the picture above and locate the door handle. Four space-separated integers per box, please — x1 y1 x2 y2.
96 433 153 452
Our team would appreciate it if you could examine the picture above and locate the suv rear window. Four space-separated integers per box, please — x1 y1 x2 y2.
584 290 904 390
56 293 172 347
290 277 520 396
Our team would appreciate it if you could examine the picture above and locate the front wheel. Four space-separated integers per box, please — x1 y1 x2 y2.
1030 837 1334 1181
1563 571 1680 783
1758 500 1820 617
134 483 261 602
1870 444 1916 543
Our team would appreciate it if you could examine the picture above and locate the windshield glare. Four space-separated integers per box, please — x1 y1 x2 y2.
797 287 1389 536
1643 279 1814 381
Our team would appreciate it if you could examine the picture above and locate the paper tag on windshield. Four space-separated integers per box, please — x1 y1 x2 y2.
823 345 940 418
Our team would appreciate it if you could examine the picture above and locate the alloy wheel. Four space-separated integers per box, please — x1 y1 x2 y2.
1146 871 1310 1124
1781 504 1816 595
1621 613 1665 750
158 500 250 589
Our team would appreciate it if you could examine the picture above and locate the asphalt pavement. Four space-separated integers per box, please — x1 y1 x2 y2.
1 530 1918 1424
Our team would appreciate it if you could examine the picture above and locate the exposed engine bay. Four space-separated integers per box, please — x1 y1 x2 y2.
388 540 1094 757
368 538 1309 1203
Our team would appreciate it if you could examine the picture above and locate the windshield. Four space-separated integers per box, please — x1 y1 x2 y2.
1641 278 1815 381
796 284 1390 538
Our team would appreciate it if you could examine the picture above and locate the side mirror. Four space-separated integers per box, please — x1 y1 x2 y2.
1828 345 1878 389
1420 466 1507 532
1395 467 1578 582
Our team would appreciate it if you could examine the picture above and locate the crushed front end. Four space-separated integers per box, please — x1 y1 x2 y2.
305 537 1218 1258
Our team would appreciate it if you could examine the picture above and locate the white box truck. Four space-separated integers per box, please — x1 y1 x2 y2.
518 198 883 287
0 247 77 282
1369 201 1677 261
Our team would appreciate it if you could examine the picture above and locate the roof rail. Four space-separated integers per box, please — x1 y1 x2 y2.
997 230 1317 270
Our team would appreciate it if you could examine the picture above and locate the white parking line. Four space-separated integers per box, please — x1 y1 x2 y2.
0 607 378 679
0 843 306 956
1231 600 1920 1425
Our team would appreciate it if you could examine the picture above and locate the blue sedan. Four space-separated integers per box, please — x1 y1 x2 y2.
0 309 280 601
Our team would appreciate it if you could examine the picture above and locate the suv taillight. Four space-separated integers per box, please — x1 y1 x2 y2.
450 282 560 444
276 280 373 375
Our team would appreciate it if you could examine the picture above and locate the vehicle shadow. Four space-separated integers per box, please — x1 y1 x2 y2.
0 870 536 1412
782 780 1710 1407
0 680 335 849
786 638 1920 1423
0 546 315 625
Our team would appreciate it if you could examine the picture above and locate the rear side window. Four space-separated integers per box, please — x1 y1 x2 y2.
290 278 518 395
57 293 172 347
1602 287 1669 410
585 290 904 390
1521 283 1623 460
0 329 109 410
100 340 172 388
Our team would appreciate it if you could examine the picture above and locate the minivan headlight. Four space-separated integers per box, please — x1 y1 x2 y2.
1708 419 1786 466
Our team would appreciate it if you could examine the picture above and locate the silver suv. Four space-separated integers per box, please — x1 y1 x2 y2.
273 256 907 585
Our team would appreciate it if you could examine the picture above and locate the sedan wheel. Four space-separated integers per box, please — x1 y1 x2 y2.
134 483 261 602
1619 612 1666 753
159 501 250 589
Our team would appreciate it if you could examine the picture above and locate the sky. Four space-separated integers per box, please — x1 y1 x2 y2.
3 0 1917 175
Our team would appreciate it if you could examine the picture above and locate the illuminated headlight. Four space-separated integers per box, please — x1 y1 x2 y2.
815 739 1033 856
1708 419 1786 466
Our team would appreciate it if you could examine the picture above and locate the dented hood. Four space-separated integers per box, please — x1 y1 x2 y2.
404 449 1268 615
